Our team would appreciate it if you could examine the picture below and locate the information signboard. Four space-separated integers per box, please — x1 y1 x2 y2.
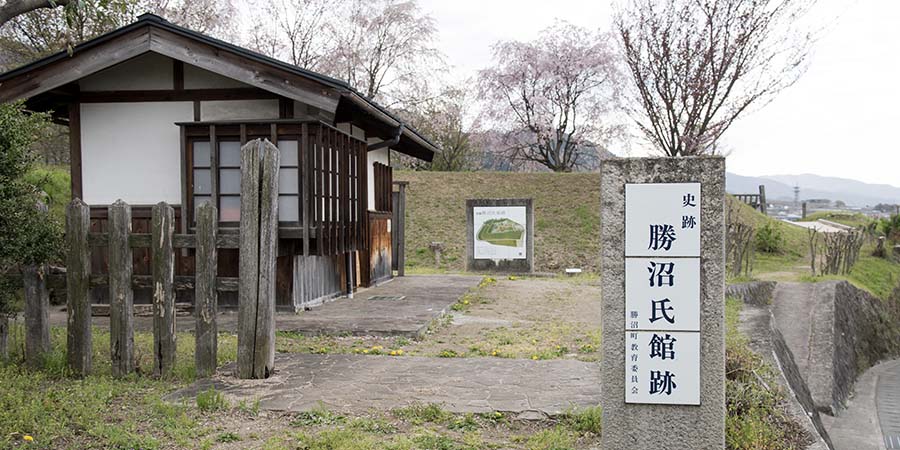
473 206 527 260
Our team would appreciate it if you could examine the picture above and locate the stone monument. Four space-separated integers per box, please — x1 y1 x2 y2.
600 157 726 449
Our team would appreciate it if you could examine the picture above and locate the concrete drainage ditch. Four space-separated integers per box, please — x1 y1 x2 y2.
728 280 900 450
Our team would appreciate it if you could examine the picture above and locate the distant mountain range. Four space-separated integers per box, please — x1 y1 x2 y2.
726 173 900 207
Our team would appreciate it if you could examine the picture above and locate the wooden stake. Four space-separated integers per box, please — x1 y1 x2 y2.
195 202 218 378
108 200 135 377
237 139 262 379
255 139 280 378
66 198 92 376
152 202 176 377
23 263 50 368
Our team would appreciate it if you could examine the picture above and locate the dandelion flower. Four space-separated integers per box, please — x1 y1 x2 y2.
24 435 34 442
531 355 539 360
397 349 404 355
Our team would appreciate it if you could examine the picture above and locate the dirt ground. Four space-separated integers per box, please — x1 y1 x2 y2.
403 276 602 361
271 276 603 362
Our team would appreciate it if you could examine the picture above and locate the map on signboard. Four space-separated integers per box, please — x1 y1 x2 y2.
474 206 527 259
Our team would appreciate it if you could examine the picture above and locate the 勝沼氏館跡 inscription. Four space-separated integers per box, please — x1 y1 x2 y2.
624 182 701 405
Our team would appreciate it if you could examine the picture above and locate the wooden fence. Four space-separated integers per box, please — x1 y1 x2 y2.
23 139 281 379
734 184 768 215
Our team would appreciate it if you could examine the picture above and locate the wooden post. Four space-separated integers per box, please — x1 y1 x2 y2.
195 202 218 378
237 139 261 379
66 198 92 376
152 202 176 377
758 185 767 216
108 200 134 377
23 263 50 368
256 140 280 377
237 139 280 379
395 181 407 277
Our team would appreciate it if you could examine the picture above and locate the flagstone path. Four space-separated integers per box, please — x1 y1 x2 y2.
167 353 601 417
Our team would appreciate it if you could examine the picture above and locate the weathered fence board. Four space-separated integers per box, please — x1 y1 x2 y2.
108 200 134 377
23 263 50 368
152 202 177 377
195 202 218 378
87 232 241 249
66 199 92 376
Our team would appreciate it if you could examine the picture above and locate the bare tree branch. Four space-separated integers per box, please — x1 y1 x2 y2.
616 0 817 156
0 0 71 28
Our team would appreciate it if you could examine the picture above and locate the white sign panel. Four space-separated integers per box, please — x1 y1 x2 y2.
625 183 701 257
625 330 700 405
625 258 700 332
473 206 527 260
624 182 701 406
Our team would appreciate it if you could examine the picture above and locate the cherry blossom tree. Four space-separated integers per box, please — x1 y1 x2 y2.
616 0 816 156
396 85 482 171
320 0 443 103
477 22 622 172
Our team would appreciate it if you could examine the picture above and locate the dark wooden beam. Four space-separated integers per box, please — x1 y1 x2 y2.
77 88 279 103
279 97 294 119
173 60 184 91
0 27 151 103
148 27 339 112
69 96 83 200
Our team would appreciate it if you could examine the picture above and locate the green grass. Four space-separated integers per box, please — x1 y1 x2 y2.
396 171 600 274
727 197 900 299
724 297 812 449
196 388 228 412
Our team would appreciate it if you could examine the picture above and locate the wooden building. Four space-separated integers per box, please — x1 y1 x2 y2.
0 14 436 310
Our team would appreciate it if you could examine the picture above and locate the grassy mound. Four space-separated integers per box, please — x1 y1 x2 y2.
396 171 600 273
798 211 871 228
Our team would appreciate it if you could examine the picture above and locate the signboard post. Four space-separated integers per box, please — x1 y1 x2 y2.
601 157 725 449
466 199 534 273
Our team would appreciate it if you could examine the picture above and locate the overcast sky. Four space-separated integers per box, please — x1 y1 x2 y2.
417 0 898 187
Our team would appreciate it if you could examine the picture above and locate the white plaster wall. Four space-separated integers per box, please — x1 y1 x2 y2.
367 145 389 211
184 64 247 89
81 102 193 205
200 99 280 121
80 53 173 91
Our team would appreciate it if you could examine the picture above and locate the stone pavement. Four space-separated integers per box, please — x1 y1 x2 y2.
49 275 481 337
825 359 900 450
167 353 601 416
284 275 481 337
